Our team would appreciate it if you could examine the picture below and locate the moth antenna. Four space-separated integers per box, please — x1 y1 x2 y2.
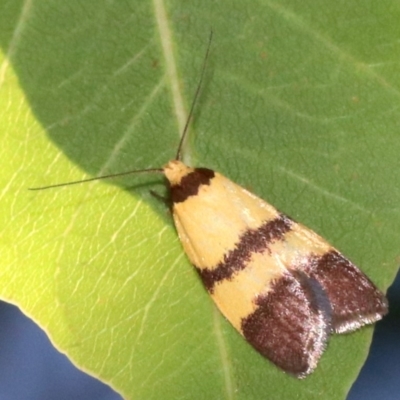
175 30 213 161
30 31 213 191
28 168 163 191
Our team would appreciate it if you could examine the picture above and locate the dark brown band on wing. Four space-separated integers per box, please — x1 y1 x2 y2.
170 168 215 203
303 250 388 333
198 214 293 292
241 270 331 377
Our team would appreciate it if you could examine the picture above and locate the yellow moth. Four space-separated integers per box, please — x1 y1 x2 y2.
31 32 388 377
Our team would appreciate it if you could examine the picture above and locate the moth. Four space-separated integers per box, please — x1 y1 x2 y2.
31 32 388 377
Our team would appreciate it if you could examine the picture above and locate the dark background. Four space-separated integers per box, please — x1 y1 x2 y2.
0 271 398 400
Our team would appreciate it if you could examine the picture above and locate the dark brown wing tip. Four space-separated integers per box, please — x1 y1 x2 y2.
241 271 332 378
304 250 388 334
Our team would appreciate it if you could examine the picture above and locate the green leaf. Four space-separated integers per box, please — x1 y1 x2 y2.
0 1 398 399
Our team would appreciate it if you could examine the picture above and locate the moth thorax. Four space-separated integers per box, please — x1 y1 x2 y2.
163 160 194 186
